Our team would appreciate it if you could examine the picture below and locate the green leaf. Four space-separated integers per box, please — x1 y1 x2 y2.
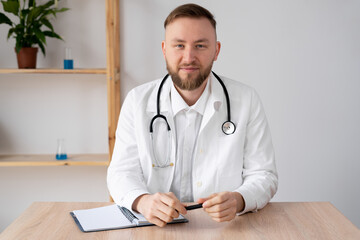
28 0 35 8
21 9 30 16
14 23 24 31
41 1 55 10
7 28 15 39
27 6 42 24
45 9 57 18
28 35 38 47
1 0 20 16
15 39 22 53
13 23 24 41
0 12 13 26
55 7 69 13
36 38 46 55
43 30 63 40
38 9 53 21
41 18 53 31
34 28 46 43
20 9 29 26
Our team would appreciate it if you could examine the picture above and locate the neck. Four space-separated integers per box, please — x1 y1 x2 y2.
174 77 209 106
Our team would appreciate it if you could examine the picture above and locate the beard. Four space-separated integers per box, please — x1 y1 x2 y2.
166 60 213 91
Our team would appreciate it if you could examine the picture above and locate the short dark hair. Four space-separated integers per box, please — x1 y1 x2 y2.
164 3 216 30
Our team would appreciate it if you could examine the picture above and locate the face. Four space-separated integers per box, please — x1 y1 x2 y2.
162 17 221 91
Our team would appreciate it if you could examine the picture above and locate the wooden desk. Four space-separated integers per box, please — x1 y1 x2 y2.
0 202 359 240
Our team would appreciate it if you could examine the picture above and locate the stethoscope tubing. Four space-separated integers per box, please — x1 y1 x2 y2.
149 71 235 167
151 71 232 126
211 71 231 122
149 74 171 133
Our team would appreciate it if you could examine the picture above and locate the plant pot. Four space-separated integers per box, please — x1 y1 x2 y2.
15 47 38 69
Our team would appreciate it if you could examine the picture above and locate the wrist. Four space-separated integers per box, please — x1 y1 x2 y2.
132 194 149 213
232 192 245 213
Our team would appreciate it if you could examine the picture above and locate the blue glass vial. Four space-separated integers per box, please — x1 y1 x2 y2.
64 47 74 69
56 138 68 160
64 59 73 69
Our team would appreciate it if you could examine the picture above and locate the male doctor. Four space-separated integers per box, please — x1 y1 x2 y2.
107 3 278 227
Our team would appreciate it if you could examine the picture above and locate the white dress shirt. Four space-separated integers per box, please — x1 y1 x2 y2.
169 80 210 202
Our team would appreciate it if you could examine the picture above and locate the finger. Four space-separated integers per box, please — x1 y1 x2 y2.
157 201 179 219
148 216 167 227
207 206 235 218
203 193 229 208
197 198 207 204
205 198 237 214
165 192 187 214
161 193 187 215
197 193 218 205
154 208 174 223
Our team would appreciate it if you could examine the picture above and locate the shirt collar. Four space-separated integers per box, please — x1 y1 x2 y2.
171 78 210 116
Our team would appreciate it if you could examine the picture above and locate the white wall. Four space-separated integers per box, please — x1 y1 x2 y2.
1 0 359 232
119 0 360 228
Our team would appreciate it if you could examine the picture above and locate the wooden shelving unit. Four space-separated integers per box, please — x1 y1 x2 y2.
0 154 109 167
0 68 107 74
0 0 120 167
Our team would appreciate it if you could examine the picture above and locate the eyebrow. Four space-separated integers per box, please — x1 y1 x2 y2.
171 38 210 43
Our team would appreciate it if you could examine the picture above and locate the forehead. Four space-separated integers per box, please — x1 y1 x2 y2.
165 17 216 41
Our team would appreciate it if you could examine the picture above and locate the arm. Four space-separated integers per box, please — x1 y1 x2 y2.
236 89 278 214
198 89 278 221
107 89 187 227
107 90 149 211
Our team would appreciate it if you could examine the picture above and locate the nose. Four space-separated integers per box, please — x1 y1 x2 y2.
182 47 196 64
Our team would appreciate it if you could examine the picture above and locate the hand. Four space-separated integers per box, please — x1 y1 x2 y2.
132 192 187 227
197 191 245 222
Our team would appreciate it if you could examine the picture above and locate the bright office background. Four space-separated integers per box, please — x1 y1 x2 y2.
0 0 359 231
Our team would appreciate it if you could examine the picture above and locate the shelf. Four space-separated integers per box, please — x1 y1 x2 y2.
0 68 107 74
0 154 109 167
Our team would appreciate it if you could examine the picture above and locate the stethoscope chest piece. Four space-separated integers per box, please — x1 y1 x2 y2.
222 121 236 135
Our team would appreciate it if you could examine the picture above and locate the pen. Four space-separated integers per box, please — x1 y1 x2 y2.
185 203 203 210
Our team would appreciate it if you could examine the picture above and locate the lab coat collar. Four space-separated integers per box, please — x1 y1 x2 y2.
199 72 223 133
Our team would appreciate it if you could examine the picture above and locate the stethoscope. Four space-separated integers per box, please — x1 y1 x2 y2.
149 71 236 168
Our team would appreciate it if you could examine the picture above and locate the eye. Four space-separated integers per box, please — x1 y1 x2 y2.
175 44 184 49
196 44 206 49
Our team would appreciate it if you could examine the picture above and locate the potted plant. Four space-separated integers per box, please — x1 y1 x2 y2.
0 0 69 68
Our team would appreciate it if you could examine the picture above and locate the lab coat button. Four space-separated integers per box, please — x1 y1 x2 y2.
196 181 202 187
199 149 203 154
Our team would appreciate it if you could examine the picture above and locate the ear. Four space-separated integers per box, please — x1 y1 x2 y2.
161 41 166 59
213 41 221 61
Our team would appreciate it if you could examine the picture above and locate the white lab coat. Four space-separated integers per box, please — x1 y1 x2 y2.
107 73 278 214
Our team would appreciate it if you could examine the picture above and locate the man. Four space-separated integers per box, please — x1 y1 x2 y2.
107 3 278 227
